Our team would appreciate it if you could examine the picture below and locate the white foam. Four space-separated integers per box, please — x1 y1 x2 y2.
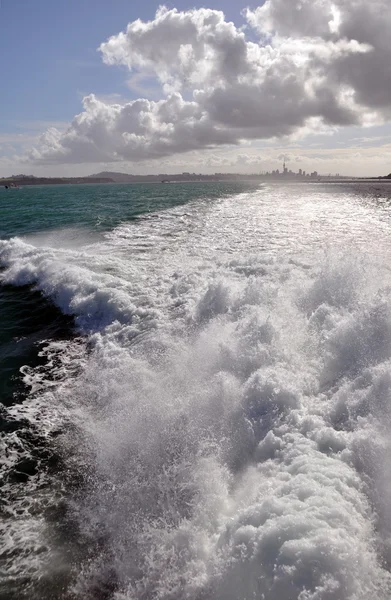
2 184 391 598
0 338 87 593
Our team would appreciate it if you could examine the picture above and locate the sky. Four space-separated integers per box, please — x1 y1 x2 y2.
1 0 391 177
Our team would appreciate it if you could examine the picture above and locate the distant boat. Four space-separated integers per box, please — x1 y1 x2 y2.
4 183 19 189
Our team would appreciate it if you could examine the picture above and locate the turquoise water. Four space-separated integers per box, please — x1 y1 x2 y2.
0 182 257 238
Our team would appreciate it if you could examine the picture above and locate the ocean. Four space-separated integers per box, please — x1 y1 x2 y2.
1 180 391 599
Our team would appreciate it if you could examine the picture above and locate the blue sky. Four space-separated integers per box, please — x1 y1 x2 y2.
0 0 248 128
0 0 390 177
0 0 260 175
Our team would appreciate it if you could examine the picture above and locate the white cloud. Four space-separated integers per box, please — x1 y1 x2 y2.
247 0 391 115
26 2 391 166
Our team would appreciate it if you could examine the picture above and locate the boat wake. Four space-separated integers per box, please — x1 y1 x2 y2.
1 186 391 599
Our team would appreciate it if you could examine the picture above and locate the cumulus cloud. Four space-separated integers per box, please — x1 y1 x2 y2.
247 0 391 114
29 1 391 165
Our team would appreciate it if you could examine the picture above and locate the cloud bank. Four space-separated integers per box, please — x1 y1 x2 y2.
30 1 391 164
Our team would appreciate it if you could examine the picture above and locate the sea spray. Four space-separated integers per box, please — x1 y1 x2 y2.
2 182 391 598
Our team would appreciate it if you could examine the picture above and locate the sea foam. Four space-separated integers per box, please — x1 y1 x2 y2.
1 185 391 598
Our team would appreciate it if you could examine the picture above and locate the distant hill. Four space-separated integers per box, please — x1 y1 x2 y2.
89 171 137 183
1 175 114 186
89 171 247 183
89 171 181 183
